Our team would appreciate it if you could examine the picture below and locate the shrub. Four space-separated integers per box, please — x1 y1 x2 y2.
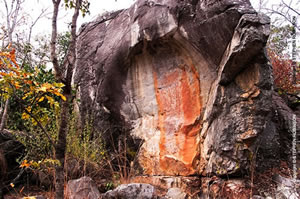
268 50 299 94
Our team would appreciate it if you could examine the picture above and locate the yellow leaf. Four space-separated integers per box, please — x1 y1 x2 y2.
38 96 45 102
45 95 54 104
20 160 31 168
14 82 21 89
53 82 65 88
21 113 29 120
52 90 66 101
38 86 47 92
25 106 31 112
61 94 66 101
10 183 14 188
42 83 53 90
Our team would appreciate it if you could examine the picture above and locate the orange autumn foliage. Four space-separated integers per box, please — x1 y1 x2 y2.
268 50 300 94
0 47 65 126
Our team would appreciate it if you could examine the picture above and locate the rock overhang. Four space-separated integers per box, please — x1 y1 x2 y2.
74 0 272 177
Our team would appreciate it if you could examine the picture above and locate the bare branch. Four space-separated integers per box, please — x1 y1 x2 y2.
28 8 49 43
2 0 24 44
264 7 300 31
50 0 62 80
22 103 55 147
65 0 82 88
281 0 300 16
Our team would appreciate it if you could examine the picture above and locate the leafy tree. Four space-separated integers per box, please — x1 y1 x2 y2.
268 50 299 94
267 24 299 91
254 0 299 93
0 0 50 133
267 24 295 55
0 47 65 146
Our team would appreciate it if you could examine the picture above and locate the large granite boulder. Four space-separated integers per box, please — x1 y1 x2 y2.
74 0 272 176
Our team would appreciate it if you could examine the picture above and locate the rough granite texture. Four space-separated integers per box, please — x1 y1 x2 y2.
74 0 273 176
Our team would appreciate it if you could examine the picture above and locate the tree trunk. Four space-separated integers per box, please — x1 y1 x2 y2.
0 99 9 132
54 96 69 199
51 0 82 198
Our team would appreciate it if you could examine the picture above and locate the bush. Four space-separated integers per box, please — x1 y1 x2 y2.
268 50 299 94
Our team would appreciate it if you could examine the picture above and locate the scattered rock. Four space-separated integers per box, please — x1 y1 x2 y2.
131 176 200 197
274 174 300 199
200 177 251 199
36 170 53 188
22 196 46 199
102 183 155 199
165 188 187 199
66 176 101 199
252 195 265 199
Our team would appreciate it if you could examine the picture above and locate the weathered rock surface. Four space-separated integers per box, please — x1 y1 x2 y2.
102 183 156 199
274 174 300 199
165 188 187 199
200 177 251 199
66 176 101 199
74 0 272 176
131 176 201 196
257 92 300 171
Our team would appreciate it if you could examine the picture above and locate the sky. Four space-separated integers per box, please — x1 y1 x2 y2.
0 0 282 37
24 0 137 36
0 0 298 41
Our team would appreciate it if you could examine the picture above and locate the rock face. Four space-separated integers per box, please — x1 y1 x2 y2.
74 0 272 176
257 92 300 171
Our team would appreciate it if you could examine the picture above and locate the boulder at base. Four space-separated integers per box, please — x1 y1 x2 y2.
66 176 101 199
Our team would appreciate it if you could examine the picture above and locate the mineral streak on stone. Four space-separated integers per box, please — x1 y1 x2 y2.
152 45 202 175
74 0 272 176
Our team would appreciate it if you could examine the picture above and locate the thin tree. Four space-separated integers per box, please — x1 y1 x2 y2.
50 0 89 197
0 0 25 132
0 0 50 132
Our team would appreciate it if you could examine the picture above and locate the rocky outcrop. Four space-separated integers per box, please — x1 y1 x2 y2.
74 0 272 177
256 91 300 172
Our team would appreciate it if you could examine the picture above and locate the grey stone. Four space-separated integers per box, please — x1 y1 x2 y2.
252 195 265 199
66 176 101 199
274 175 300 199
102 183 155 199
165 188 187 199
